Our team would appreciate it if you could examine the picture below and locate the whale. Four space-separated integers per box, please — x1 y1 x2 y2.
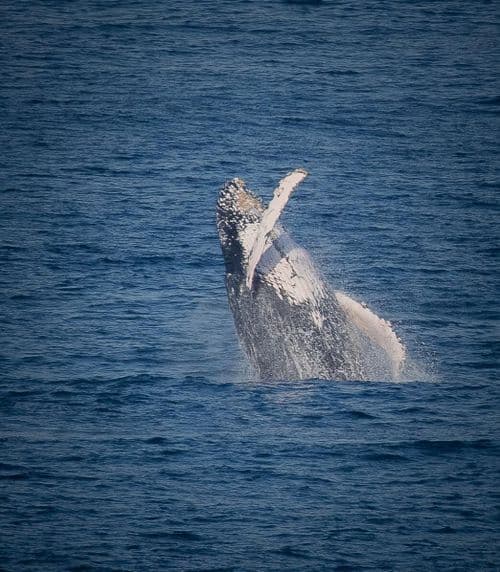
216 169 406 381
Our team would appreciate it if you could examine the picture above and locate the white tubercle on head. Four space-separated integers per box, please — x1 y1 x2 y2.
335 291 406 378
246 168 308 289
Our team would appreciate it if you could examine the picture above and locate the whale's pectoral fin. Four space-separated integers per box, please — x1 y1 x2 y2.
246 168 308 289
335 291 406 379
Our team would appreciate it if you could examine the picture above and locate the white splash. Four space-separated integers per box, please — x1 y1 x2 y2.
246 168 308 289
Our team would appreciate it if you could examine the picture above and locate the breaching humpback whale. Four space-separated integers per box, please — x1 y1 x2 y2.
216 169 405 381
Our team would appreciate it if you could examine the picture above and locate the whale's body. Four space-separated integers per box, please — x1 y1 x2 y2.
217 170 405 381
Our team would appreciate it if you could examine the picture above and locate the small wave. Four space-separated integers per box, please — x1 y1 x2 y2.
0 473 28 480
183 375 210 385
399 405 430 414
273 545 311 559
139 530 203 541
144 436 168 445
432 526 458 534
152 448 186 457
315 68 359 76
300 413 324 421
0 462 25 471
476 95 500 106
362 452 409 462
345 409 376 420
412 438 495 453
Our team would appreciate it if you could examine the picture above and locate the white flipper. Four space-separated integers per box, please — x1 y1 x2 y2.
246 168 308 289
335 291 406 378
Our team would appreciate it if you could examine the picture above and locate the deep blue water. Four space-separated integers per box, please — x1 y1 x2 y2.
1 1 499 570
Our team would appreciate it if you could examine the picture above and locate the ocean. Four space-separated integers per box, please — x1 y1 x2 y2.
0 0 498 570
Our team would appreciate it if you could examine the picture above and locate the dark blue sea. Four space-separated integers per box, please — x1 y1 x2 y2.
1 1 499 570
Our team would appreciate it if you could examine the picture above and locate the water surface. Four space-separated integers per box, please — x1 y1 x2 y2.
0 1 499 570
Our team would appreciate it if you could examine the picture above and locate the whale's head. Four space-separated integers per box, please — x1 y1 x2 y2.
216 178 264 274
